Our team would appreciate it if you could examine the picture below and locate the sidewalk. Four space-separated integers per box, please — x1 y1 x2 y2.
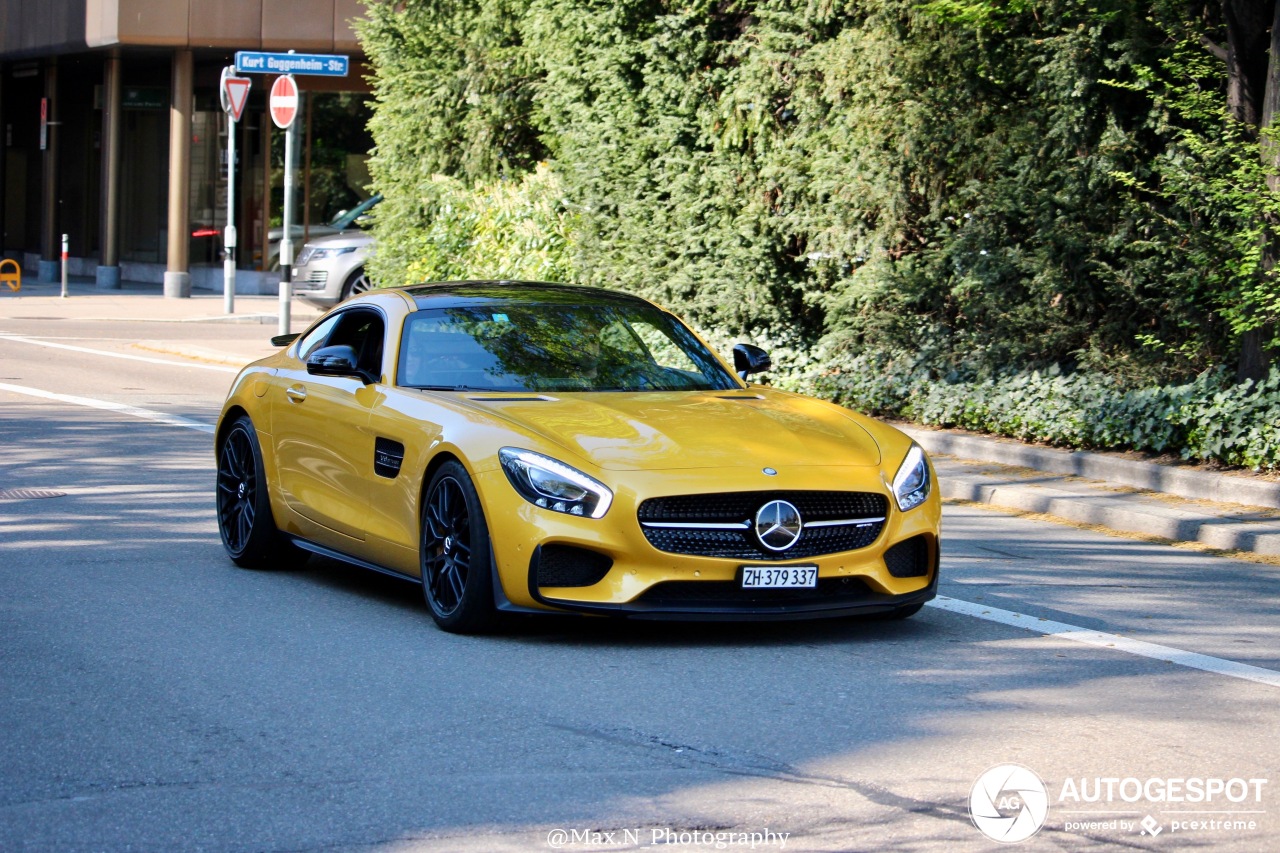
0 275 325 326
5 280 1280 561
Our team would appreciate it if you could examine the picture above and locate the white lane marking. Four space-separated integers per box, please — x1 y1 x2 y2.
0 382 215 434
928 595 1280 689
0 333 239 373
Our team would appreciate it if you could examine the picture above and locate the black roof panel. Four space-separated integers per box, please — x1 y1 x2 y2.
401 281 653 310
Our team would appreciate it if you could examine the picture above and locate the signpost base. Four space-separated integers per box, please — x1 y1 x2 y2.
224 259 236 313
278 280 292 336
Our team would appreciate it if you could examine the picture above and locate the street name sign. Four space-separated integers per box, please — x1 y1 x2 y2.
234 51 349 77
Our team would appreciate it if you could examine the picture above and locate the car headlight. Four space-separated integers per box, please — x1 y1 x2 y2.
892 444 931 512
499 448 613 519
297 245 356 265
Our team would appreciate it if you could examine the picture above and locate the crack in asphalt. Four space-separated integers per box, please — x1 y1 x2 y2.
545 720 971 827
542 722 1159 850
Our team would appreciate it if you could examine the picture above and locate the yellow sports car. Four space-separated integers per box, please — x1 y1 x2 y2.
215 282 940 632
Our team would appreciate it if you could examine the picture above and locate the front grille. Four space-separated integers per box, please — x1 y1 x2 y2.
884 535 932 578
639 491 886 523
292 270 329 291
535 544 613 588
638 491 887 560
636 576 875 607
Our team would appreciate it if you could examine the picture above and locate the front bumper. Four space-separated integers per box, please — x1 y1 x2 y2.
476 463 941 621
525 543 939 620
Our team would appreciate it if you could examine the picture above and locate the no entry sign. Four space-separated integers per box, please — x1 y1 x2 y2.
269 75 299 129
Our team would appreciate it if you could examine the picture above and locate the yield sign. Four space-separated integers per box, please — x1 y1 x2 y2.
221 72 251 122
269 75 299 129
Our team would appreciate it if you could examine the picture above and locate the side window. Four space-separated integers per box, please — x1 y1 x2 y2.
296 314 341 360
327 310 386 381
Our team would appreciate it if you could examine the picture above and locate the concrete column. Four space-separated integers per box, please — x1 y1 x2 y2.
0 64 6 259
164 49 193 298
96 51 123 289
39 60 58 283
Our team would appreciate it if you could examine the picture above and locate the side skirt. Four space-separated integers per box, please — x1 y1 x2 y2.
288 536 551 616
288 537 422 585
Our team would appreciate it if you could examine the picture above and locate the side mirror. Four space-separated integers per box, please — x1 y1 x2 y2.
733 343 772 381
307 344 376 384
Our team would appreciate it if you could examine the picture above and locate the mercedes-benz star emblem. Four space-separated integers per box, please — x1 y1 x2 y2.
755 500 803 551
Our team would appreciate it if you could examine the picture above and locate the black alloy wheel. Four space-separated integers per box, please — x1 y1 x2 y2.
420 461 496 633
216 415 304 569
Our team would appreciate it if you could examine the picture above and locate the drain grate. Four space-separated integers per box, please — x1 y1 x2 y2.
0 488 67 500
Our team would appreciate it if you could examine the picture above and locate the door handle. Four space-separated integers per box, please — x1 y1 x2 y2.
286 385 307 403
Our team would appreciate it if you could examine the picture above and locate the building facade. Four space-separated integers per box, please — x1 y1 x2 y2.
0 0 371 294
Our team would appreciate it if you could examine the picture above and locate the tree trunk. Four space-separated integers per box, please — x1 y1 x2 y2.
1223 0 1272 131
1226 0 1279 381
1263 1 1280 182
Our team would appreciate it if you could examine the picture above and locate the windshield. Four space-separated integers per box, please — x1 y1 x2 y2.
397 302 739 393
328 194 382 230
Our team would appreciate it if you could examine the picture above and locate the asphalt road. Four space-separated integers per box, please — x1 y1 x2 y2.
1 318 1278 852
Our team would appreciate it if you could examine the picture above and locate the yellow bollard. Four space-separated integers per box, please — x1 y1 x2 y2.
0 259 20 293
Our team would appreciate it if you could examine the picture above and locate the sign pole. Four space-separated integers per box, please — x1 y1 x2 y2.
270 72 300 337
280 120 294 337
225 117 237 315
220 67 250 315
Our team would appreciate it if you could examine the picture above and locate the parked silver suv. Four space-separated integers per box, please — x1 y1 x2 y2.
291 231 375 305
268 193 380 271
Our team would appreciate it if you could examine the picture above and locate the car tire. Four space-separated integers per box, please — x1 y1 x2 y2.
420 461 498 634
216 415 306 570
340 268 373 301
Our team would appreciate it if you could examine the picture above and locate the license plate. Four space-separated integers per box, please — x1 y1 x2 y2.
741 566 818 589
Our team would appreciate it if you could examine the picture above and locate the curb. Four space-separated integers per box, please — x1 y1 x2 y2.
66 313 314 325
933 463 1280 557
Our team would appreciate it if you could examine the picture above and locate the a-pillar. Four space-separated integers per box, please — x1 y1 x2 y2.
96 51 123 289
38 59 58 283
164 49 193 298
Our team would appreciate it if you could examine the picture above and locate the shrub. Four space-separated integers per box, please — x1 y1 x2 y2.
780 350 1280 471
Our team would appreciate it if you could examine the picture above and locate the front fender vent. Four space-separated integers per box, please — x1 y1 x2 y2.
374 437 405 479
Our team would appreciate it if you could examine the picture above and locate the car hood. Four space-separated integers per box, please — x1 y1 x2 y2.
472 388 882 471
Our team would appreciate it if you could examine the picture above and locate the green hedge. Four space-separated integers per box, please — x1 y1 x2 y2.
366 165 577 288
802 353 1280 471
360 1 1280 379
